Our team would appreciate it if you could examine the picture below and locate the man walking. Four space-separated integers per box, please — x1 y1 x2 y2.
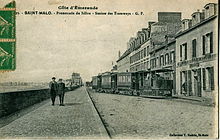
49 77 58 106
57 78 65 106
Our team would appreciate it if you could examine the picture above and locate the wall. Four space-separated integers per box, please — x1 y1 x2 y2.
175 16 217 99
130 40 150 72
117 54 130 72
0 87 78 118
0 89 50 117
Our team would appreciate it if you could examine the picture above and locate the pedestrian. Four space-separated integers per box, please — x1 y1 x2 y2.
57 78 65 106
49 77 58 106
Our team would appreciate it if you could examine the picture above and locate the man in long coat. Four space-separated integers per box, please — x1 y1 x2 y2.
49 77 58 106
57 79 65 106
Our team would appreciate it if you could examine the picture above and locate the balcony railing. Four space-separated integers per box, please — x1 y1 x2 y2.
177 53 216 67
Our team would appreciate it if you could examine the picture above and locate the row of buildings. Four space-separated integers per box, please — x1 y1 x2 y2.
116 3 218 100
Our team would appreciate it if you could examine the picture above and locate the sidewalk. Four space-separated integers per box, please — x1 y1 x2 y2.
140 94 215 106
172 95 215 106
0 87 109 138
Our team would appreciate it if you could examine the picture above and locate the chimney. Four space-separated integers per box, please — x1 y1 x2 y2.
148 21 156 27
118 50 121 58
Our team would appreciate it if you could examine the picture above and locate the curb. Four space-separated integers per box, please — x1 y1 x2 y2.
140 95 172 99
84 87 110 139
173 96 204 102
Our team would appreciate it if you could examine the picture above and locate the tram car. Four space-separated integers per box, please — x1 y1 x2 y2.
116 72 134 95
92 76 98 90
100 72 112 93
91 71 173 97
99 72 117 93
85 81 92 87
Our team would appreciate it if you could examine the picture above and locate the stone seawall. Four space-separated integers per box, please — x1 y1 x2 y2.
0 87 79 118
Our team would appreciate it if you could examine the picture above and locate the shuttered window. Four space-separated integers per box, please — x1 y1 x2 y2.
143 48 146 57
180 45 182 60
180 71 182 94
202 35 206 55
188 70 192 96
210 67 214 90
202 68 206 90
192 39 197 58
184 43 187 60
210 32 213 54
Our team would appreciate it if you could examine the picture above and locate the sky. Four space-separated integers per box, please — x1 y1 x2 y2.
0 0 217 82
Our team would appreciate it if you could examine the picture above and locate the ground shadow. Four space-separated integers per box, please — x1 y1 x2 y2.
0 99 49 128
64 102 83 106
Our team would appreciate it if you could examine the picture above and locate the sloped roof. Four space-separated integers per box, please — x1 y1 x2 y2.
116 48 131 62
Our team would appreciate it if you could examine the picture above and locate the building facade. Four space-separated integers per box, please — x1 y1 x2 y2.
117 49 130 72
175 3 218 100
115 5 217 100
72 72 82 86
130 40 151 72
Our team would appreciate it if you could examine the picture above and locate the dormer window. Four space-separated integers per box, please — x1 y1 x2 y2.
204 3 217 19
205 6 209 10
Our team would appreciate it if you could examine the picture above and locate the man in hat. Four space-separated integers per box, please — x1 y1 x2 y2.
49 77 58 105
57 78 65 106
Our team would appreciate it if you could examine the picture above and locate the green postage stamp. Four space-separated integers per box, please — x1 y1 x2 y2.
0 1 15 70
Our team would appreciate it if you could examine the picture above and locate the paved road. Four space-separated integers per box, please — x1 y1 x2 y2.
0 87 109 138
88 88 217 139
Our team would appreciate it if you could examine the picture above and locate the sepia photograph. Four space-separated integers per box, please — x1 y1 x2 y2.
0 0 218 139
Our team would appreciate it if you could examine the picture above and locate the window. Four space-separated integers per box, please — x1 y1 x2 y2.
210 32 213 53
180 43 187 60
180 45 182 61
154 58 156 68
143 48 146 57
150 59 153 68
202 32 214 55
160 55 164 66
184 43 187 60
203 67 215 90
147 46 149 56
170 51 175 63
165 53 169 65
144 62 147 69
208 67 214 90
202 35 206 55
156 57 159 67
202 68 206 90
151 59 156 68
192 39 197 58
146 61 149 69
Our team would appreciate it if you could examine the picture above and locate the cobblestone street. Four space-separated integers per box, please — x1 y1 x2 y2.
0 87 108 138
0 87 217 139
88 88 217 139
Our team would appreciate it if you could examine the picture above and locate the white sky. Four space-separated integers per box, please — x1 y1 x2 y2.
0 0 217 82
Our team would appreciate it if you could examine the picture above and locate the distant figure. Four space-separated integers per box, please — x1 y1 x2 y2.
49 77 58 106
57 79 65 106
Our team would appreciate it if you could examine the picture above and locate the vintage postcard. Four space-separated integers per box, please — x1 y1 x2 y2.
0 0 218 139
